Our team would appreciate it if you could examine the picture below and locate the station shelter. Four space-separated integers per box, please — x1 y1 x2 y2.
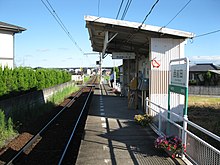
85 15 194 117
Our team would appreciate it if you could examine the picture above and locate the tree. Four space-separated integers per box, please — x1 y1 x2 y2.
36 69 46 90
204 71 212 86
0 67 7 96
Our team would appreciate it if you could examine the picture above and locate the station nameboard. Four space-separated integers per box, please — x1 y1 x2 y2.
171 63 188 87
112 52 135 59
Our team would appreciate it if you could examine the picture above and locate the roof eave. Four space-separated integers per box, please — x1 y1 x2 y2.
0 24 26 33
84 15 194 39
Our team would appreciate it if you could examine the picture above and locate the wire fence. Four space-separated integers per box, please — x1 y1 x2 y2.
146 98 220 165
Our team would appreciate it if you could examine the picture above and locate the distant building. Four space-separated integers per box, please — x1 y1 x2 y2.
0 21 26 69
189 63 220 86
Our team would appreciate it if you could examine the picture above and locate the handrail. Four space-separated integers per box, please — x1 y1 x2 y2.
146 97 220 142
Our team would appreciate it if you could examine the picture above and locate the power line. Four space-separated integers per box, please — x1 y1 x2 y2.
192 29 220 39
159 0 192 32
40 0 84 55
121 0 132 20
139 0 160 29
116 0 125 19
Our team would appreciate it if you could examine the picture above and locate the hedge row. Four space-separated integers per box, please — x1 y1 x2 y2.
0 67 71 97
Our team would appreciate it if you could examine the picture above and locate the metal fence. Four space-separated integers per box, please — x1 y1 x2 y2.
146 98 220 165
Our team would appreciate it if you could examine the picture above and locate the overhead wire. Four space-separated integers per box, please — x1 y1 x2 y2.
158 0 192 32
40 0 84 55
116 0 125 19
139 0 160 29
192 29 220 39
121 0 132 20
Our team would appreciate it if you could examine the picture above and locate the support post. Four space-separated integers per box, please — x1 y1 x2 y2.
127 60 130 108
134 54 138 109
159 107 162 136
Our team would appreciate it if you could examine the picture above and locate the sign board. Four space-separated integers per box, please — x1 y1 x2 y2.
112 52 135 59
171 64 188 87
168 57 189 116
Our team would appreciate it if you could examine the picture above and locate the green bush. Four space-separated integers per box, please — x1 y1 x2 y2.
189 80 197 85
0 67 7 96
0 67 71 97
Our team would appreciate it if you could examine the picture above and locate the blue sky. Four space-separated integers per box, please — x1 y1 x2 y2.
0 0 220 68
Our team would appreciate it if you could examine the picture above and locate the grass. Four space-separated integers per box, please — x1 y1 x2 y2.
0 84 80 148
0 110 17 148
188 95 220 149
83 76 91 83
188 96 220 108
48 85 79 105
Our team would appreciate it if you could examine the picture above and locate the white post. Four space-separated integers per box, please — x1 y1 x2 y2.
146 97 149 114
100 52 102 84
181 115 188 159
159 108 162 136
113 71 116 88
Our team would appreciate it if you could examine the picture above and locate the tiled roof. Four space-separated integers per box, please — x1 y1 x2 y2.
0 21 26 33
190 63 220 72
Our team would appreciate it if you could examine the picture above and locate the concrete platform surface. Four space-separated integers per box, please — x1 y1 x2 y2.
76 84 185 165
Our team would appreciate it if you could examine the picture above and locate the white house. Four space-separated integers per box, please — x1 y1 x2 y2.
0 21 26 69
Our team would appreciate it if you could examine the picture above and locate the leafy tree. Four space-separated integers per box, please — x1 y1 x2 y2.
21 67 30 91
44 69 52 88
0 67 7 96
36 69 46 90
14 67 27 91
56 70 63 84
27 69 37 89
0 110 6 134
204 71 212 86
3 66 13 94
0 67 71 97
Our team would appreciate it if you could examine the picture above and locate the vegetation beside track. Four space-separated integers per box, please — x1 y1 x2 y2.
0 84 79 148
48 85 79 105
83 76 90 83
188 95 220 108
188 95 220 149
0 110 16 147
0 67 71 98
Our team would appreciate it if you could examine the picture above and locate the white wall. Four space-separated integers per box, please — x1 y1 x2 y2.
149 38 186 120
0 31 14 68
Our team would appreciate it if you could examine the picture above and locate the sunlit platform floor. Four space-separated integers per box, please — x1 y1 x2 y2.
76 83 185 165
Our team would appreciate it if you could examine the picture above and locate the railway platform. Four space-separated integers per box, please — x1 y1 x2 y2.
76 83 185 165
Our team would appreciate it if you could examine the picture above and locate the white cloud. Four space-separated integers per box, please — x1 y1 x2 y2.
191 56 220 60
36 49 50 52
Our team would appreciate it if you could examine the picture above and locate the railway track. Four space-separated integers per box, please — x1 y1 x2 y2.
5 76 98 165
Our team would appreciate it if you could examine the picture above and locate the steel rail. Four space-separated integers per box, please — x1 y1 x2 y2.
58 86 94 164
7 87 84 165
100 83 108 96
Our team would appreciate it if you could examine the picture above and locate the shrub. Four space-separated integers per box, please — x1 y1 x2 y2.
0 110 16 147
189 80 197 85
0 67 71 97
0 67 7 96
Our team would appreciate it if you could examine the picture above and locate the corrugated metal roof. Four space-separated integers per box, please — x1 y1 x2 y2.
84 15 194 56
0 21 26 33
